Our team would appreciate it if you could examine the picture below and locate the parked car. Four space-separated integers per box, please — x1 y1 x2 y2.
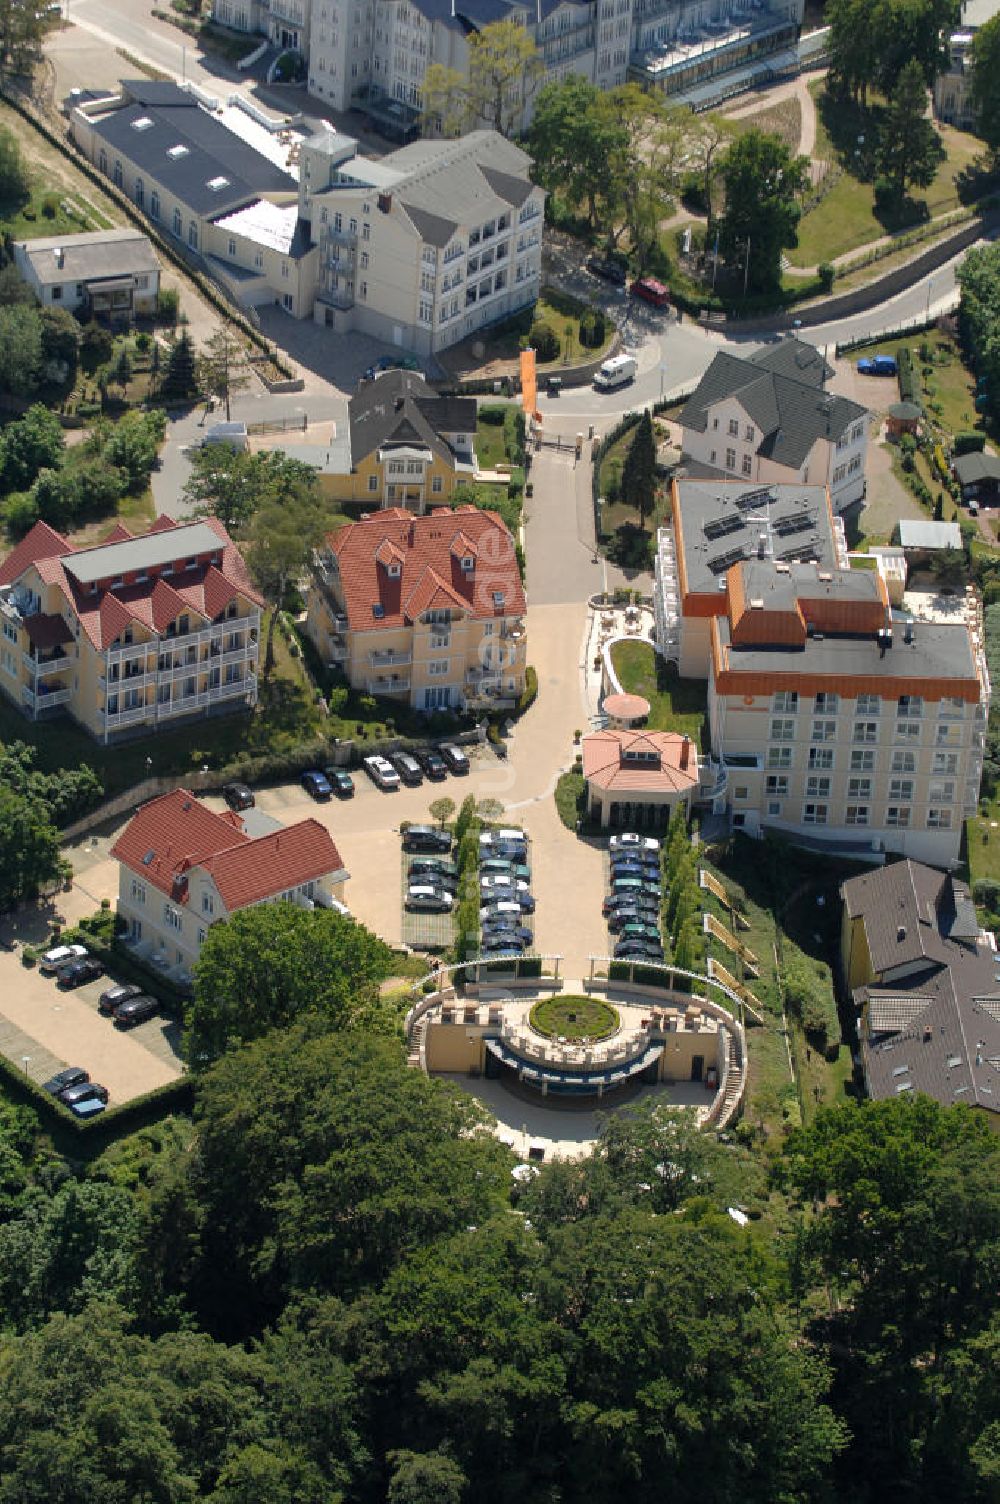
481 920 533 946
481 890 534 914
99 982 144 1016
608 906 660 931
42 1065 89 1096
618 922 663 943
58 1081 110 1108
415 747 449 780
411 865 458 892
631 276 669 309
39 943 87 975
439 742 470 774
403 824 453 854
480 828 527 852
67 1096 107 1119
614 939 664 961
114 995 161 1029
545 375 562 397
405 886 454 913
363 754 401 790
391 752 424 786
408 856 460 882
479 857 532 881
222 782 254 811
610 878 661 899
480 900 526 925
480 940 527 958
480 874 531 896
610 857 661 878
324 768 355 798
56 956 104 989
856 354 897 376
300 769 333 801
586 255 627 285
609 832 661 854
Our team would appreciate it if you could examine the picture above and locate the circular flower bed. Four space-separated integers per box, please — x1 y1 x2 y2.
528 995 619 1042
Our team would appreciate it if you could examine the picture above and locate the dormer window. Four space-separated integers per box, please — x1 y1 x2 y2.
461 555 474 572
111 578 124 590
387 563 401 578
492 591 505 607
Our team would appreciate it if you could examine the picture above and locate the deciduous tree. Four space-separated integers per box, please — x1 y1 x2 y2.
198 327 251 422
971 13 1000 159
0 787 66 911
245 464 328 677
717 130 808 294
423 19 542 136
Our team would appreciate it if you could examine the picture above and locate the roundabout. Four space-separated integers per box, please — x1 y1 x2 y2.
529 995 618 1041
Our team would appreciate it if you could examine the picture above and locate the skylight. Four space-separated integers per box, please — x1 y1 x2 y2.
132 116 154 131
206 175 230 191
167 144 189 160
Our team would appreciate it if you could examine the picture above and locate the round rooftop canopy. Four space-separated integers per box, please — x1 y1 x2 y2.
888 401 921 421
603 692 650 723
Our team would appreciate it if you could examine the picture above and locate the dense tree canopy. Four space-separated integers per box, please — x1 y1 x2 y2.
971 13 1000 159
827 0 959 101
187 903 393 1064
876 60 946 201
717 130 808 294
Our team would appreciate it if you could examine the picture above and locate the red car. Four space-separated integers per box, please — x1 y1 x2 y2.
631 276 669 309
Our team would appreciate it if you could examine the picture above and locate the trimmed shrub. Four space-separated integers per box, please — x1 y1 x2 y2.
529 321 560 362
517 665 538 715
782 942 840 1060
955 431 986 455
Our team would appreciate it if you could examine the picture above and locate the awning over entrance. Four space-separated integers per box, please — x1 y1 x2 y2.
485 1035 663 1093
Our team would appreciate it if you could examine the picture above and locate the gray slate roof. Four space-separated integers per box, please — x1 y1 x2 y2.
843 858 1000 1114
348 370 477 470
953 450 1000 485
89 84 295 217
15 228 158 287
62 521 224 587
378 131 536 245
680 339 867 469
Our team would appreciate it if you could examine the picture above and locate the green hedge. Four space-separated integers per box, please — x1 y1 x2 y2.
0 1034 192 1138
517 666 538 715
897 346 919 404
955 431 986 455
782 942 840 1060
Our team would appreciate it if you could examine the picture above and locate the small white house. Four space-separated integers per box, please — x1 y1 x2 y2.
13 228 160 320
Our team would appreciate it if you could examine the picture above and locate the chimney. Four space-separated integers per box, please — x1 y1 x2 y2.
897 925 906 942
757 530 767 559
395 395 404 411
904 618 914 645
680 737 690 769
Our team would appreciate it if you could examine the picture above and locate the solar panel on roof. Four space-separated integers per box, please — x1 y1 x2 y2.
773 511 813 535
703 513 744 540
777 544 819 562
735 486 774 511
707 545 747 574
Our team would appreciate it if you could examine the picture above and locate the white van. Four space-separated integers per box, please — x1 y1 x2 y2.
594 354 637 392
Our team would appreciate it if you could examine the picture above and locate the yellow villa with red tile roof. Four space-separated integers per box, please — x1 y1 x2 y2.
305 505 527 713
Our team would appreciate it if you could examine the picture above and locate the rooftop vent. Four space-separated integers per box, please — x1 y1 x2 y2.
167 144 189 160
750 597 764 610
897 925 907 942
141 848 155 866
904 618 914 644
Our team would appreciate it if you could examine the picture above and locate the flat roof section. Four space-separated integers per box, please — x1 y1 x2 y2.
62 521 224 586
717 615 978 684
676 480 837 597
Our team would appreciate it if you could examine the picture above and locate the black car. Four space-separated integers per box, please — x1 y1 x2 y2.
391 752 424 787
608 907 660 933
614 940 664 961
402 824 453 854
222 782 254 811
603 893 660 917
324 768 355 798
408 856 460 882
98 982 144 1016
56 956 104 989
481 922 533 946
480 940 527 959
415 747 449 780
42 1065 89 1096
410 865 458 892
439 743 470 775
59 1081 110 1108
114 995 160 1029
587 255 627 285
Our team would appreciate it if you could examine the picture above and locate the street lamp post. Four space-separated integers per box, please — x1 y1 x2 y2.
926 276 933 321
743 237 751 298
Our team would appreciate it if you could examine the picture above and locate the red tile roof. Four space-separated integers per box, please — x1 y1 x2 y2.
582 729 699 795
111 789 346 911
200 819 346 910
0 516 262 650
0 521 71 588
329 505 525 633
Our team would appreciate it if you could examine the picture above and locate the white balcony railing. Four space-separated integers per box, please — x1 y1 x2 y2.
370 650 412 668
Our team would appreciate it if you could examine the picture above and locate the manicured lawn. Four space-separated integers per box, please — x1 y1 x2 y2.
789 82 985 269
610 639 708 746
529 995 619 1040
967 800 1000 887
475 288 612 367
475 415 512 470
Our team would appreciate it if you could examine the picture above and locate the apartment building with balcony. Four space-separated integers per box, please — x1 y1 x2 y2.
301 128 544 355
305 504 526 710
703 558 988 867
679 339 871 519
112 788 348 987
329 369 478 508
0 516 263 744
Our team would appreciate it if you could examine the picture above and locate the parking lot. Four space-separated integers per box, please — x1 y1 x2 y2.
0 943 183 1106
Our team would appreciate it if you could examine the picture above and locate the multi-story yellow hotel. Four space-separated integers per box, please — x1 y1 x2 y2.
0 515 262 744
